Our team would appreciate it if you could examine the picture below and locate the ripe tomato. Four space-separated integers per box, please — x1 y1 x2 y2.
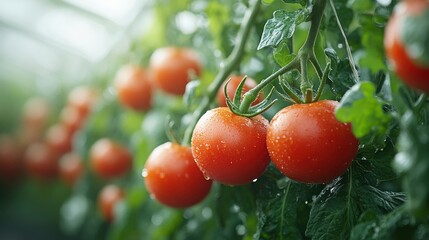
143 142 212 208
384 0 429 93
67 86 99 117
216 75 263 107
267 100 359 184
60 105 86 134
0 135 23 183
90 138 132 179
191 107 270 185
115 65 153 111
46 124 74 155
25 142 58 180
149 47 202 95
59 153 84 186
22 97 51 131
98 184 125 222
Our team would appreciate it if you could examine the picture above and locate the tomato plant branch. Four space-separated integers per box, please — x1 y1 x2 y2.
329 0 360 83
181 0 261 145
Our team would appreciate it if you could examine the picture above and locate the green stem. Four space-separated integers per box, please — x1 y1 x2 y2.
300 0 327 51
239 58 300 112
181 0 261 146
313 63 330 102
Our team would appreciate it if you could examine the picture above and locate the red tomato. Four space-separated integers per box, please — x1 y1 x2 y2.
46 124 74 155
67 86 99 117
98 184 125 222
115 65 153 111
384 0 429 93
60 105 86 134
0 135 23 183
191 107 270 185
149 47 202 95
267 100 359 184
59 153 84 186
22 97 51 131
90 138 132 179
143 142 212 208
216 75 263 107
25 142 58 180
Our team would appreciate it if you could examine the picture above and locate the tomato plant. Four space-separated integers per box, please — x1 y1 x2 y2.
191 107 270 185
59 152 83 186
0 135 22 183
90 138 132 179
67 86 99 117
60 105 86 134
24 141 58 180
149 47 202 95
98 184 125 222
384 0 429 93
267 100 359 184
216 75 263 107
45 124 74 155
143 142 212 208
115 65 153 111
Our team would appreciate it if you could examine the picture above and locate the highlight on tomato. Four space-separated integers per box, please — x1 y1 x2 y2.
191 107 270 186
98 184 125 222
216 75 263 107
266 100 359 184
59 152 84 186
114 65 153 111
143 142 212 208
149 47 202 95
90 138 133 179
24 141 59 180
384 0 429 93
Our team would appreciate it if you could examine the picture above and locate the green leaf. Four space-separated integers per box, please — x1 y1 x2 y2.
401 8 429 66
336 81 391 138
357 14 386 72
306 171 405 240
328 56 358 98
255 165 319 240
281 0 307 6
257 9 309 50
273 40 297 66
394 111 429 218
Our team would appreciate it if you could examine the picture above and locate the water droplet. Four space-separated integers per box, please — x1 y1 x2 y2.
202 207 213 219
230 204 240 213
236 225 246 235
252 178 258 183
305 201 309 204
142 169 148 178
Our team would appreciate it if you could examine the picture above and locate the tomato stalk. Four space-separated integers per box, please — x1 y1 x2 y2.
238 0 328 113
181 0 261 145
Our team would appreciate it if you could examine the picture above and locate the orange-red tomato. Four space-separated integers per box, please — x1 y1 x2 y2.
59 153 84 186
22 97 51 131
149 47 202 95
384 0 429 93
115 65 153 111
90 138 132 179
67 86 99 117
0 135 23 183
216 75 263 107
60 105 86 134
25 142 58 180
143 142 212 208
266 100 359 184
46 124 74 155
191 107 270 185
98 184 125 222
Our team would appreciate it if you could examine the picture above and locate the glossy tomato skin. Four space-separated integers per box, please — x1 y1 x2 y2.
216 75 263 107
384 0 429 93
25 142 59 180
149 47 202 95
115 65 153 111
144 142 212 208
98 184 125 222
191 107 270 185
90 138 132 179
0 136 23 183
267 100 359 184
59 153 84 186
